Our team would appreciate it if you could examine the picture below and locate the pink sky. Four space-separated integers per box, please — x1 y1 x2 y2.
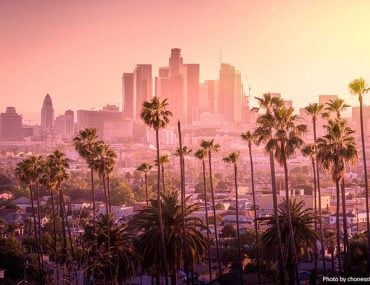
1 0 370 123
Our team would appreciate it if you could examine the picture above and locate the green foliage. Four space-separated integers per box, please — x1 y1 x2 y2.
109 177 135 206
220 224 236 238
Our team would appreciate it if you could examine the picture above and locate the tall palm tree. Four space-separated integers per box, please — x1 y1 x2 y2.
261 199 318 285
317 119 358 273
129 190 208 285
349 77 370 270
323 231 336 273
73 128 101 231
304 103 327 274
253 93 286 285
137 162 153 205
325 98 351 262
223 151 243 285
194 148 212 283
174 120 192 285
265 106 307 285
301 144 320 276
200 139 223 282
15 157 43 281
93 143 117 215
241 131 261 284
155 154 170 192
47 150 72 264
141 96 172 285
325 98 350 120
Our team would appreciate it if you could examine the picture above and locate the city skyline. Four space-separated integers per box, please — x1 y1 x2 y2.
2 0 370 123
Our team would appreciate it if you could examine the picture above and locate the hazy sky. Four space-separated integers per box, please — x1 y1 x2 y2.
1 0 370 123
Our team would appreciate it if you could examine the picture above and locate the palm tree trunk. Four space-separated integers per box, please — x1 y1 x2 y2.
177 121 190 285
234 163 243 285
103 175 109 216
313 118 326 274
162 166 166 193
335 179 342 273
340 179 349 272
208 151 223 284
90 168 96 236
281 150 300 285
59 188 68 264
248 142 261 285
107 175 112 215
269 152 286 284
29 184 43 283
35 182 45 275
156 129 169 285
331 252 335 273
202 159 212 283
358 94 370 270
145 173 149 206
311 158 318 282
50 189 59 282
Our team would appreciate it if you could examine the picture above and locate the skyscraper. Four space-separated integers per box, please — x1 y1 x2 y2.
41 94 54 136
134 64 152 119
219 64 242 122
181 63 200 122
0 107 23 140
122 73 134 119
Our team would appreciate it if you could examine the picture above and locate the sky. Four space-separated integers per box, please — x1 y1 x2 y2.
1 0 370 124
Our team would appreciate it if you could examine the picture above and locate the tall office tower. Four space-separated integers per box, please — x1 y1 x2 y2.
181 64 199 122
134 64 152 119
54 110 74 139
122 73 134 119
41 94 54 136
219 64 242 122
169 48 183 76
241 95 251 124
0 107 23 140
205 80 219 114
65 110 74 138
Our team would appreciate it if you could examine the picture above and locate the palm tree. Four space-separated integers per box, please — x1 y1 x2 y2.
73 128 101 231
261 199 318 285
47 150 72 264
241 131 261 284
15 157 43 281
265 106 307 285
317 119 358 272
155 154 170 193
223 151 243 285
141 96 172 285
325 98 351 262
93 143 117 215
194 148 212 283
349 77 370 270
129 190 208 285
174 120 192 285
323 231 336 273
304 103 327 274
83 214 139 283
253 93 286 285
325 98 350 120
200 139 223 282
137 162 153 205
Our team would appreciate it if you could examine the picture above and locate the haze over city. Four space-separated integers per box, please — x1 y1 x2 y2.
2 0 370 123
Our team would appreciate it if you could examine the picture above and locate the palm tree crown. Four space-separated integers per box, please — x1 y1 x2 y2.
140 96 173 131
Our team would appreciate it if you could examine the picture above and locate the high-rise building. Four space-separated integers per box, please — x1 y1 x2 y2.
55 110 74 139
181 64 199 122
169 48 183 76
134 64 152 119
0 107 23 140
77 105 122 140
219 64 242 122
41 94 54 137
122 73 134 119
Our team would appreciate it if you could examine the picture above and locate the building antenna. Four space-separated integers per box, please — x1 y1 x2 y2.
220 49 222 65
